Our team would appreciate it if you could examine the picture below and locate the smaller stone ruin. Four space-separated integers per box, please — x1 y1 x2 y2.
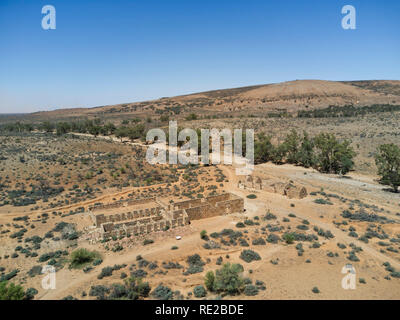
239 175 307 199
273 182 307 199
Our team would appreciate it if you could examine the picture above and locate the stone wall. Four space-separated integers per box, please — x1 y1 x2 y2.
89 197 156 212
240 175 307 199
126 197 157 206
282 184 308 199
185 193 244 221
216 198 244 215
94 206 161 227
102 214 190 239
173 199 203 210
204 193 231 206
186 204 213 220
90 202 124 212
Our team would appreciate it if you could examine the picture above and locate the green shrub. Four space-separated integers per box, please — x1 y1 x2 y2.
312 287 320 294
143 239 154 245
282 233 295 244
390 271 400 278
0 269 19 282
348 231 358 238
98 266 113 279
152 285 173 300
252 238 266 245
131 269 147 278
267 233 280 244
184 265 203 275
236 222 245 228
25 287 38 300
89 285 110 299
70 248 101 269
28 266 42 278
314 198 333 205
311 242 321 248
264 212 277 220
240 250 261 263
244 284 259 296
209 263 244 295
0 281 25 300
347 252 360 262
337 243 346 249
297 224 309 231
193 285 207 298
204 271 215 291
93 258 103 266
187 254 205 267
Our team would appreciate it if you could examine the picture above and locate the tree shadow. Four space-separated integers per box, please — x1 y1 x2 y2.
382 187 399 194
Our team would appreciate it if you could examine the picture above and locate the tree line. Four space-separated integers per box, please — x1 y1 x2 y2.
253 129 400 192
297 104 400 118
253 130 356 175
0 119 146 141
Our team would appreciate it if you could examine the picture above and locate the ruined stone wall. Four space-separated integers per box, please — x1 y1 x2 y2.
90 202 124 212
216 198 244 215
172 209 186 219
96 193 241 240
284 185 308 199
273 182 287 195
89 197 156 212
126 197 156 206
242 175 307 199
204 193 230 206
155 198 170 210
185 194 244 221
173 199 203 210
94 206 160 227
88 211 96 225
240 176 266 190
102 214 189 239
170 194 233 212
186 204 214 221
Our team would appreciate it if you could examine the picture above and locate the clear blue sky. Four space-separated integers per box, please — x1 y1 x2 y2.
0 0 399 113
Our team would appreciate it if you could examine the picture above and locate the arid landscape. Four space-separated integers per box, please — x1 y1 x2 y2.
0 79 400 300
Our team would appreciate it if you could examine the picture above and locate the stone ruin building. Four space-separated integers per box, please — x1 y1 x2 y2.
87 193 244 240
238 175 307 199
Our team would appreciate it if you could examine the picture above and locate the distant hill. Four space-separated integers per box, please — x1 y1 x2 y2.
8 80 400 122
